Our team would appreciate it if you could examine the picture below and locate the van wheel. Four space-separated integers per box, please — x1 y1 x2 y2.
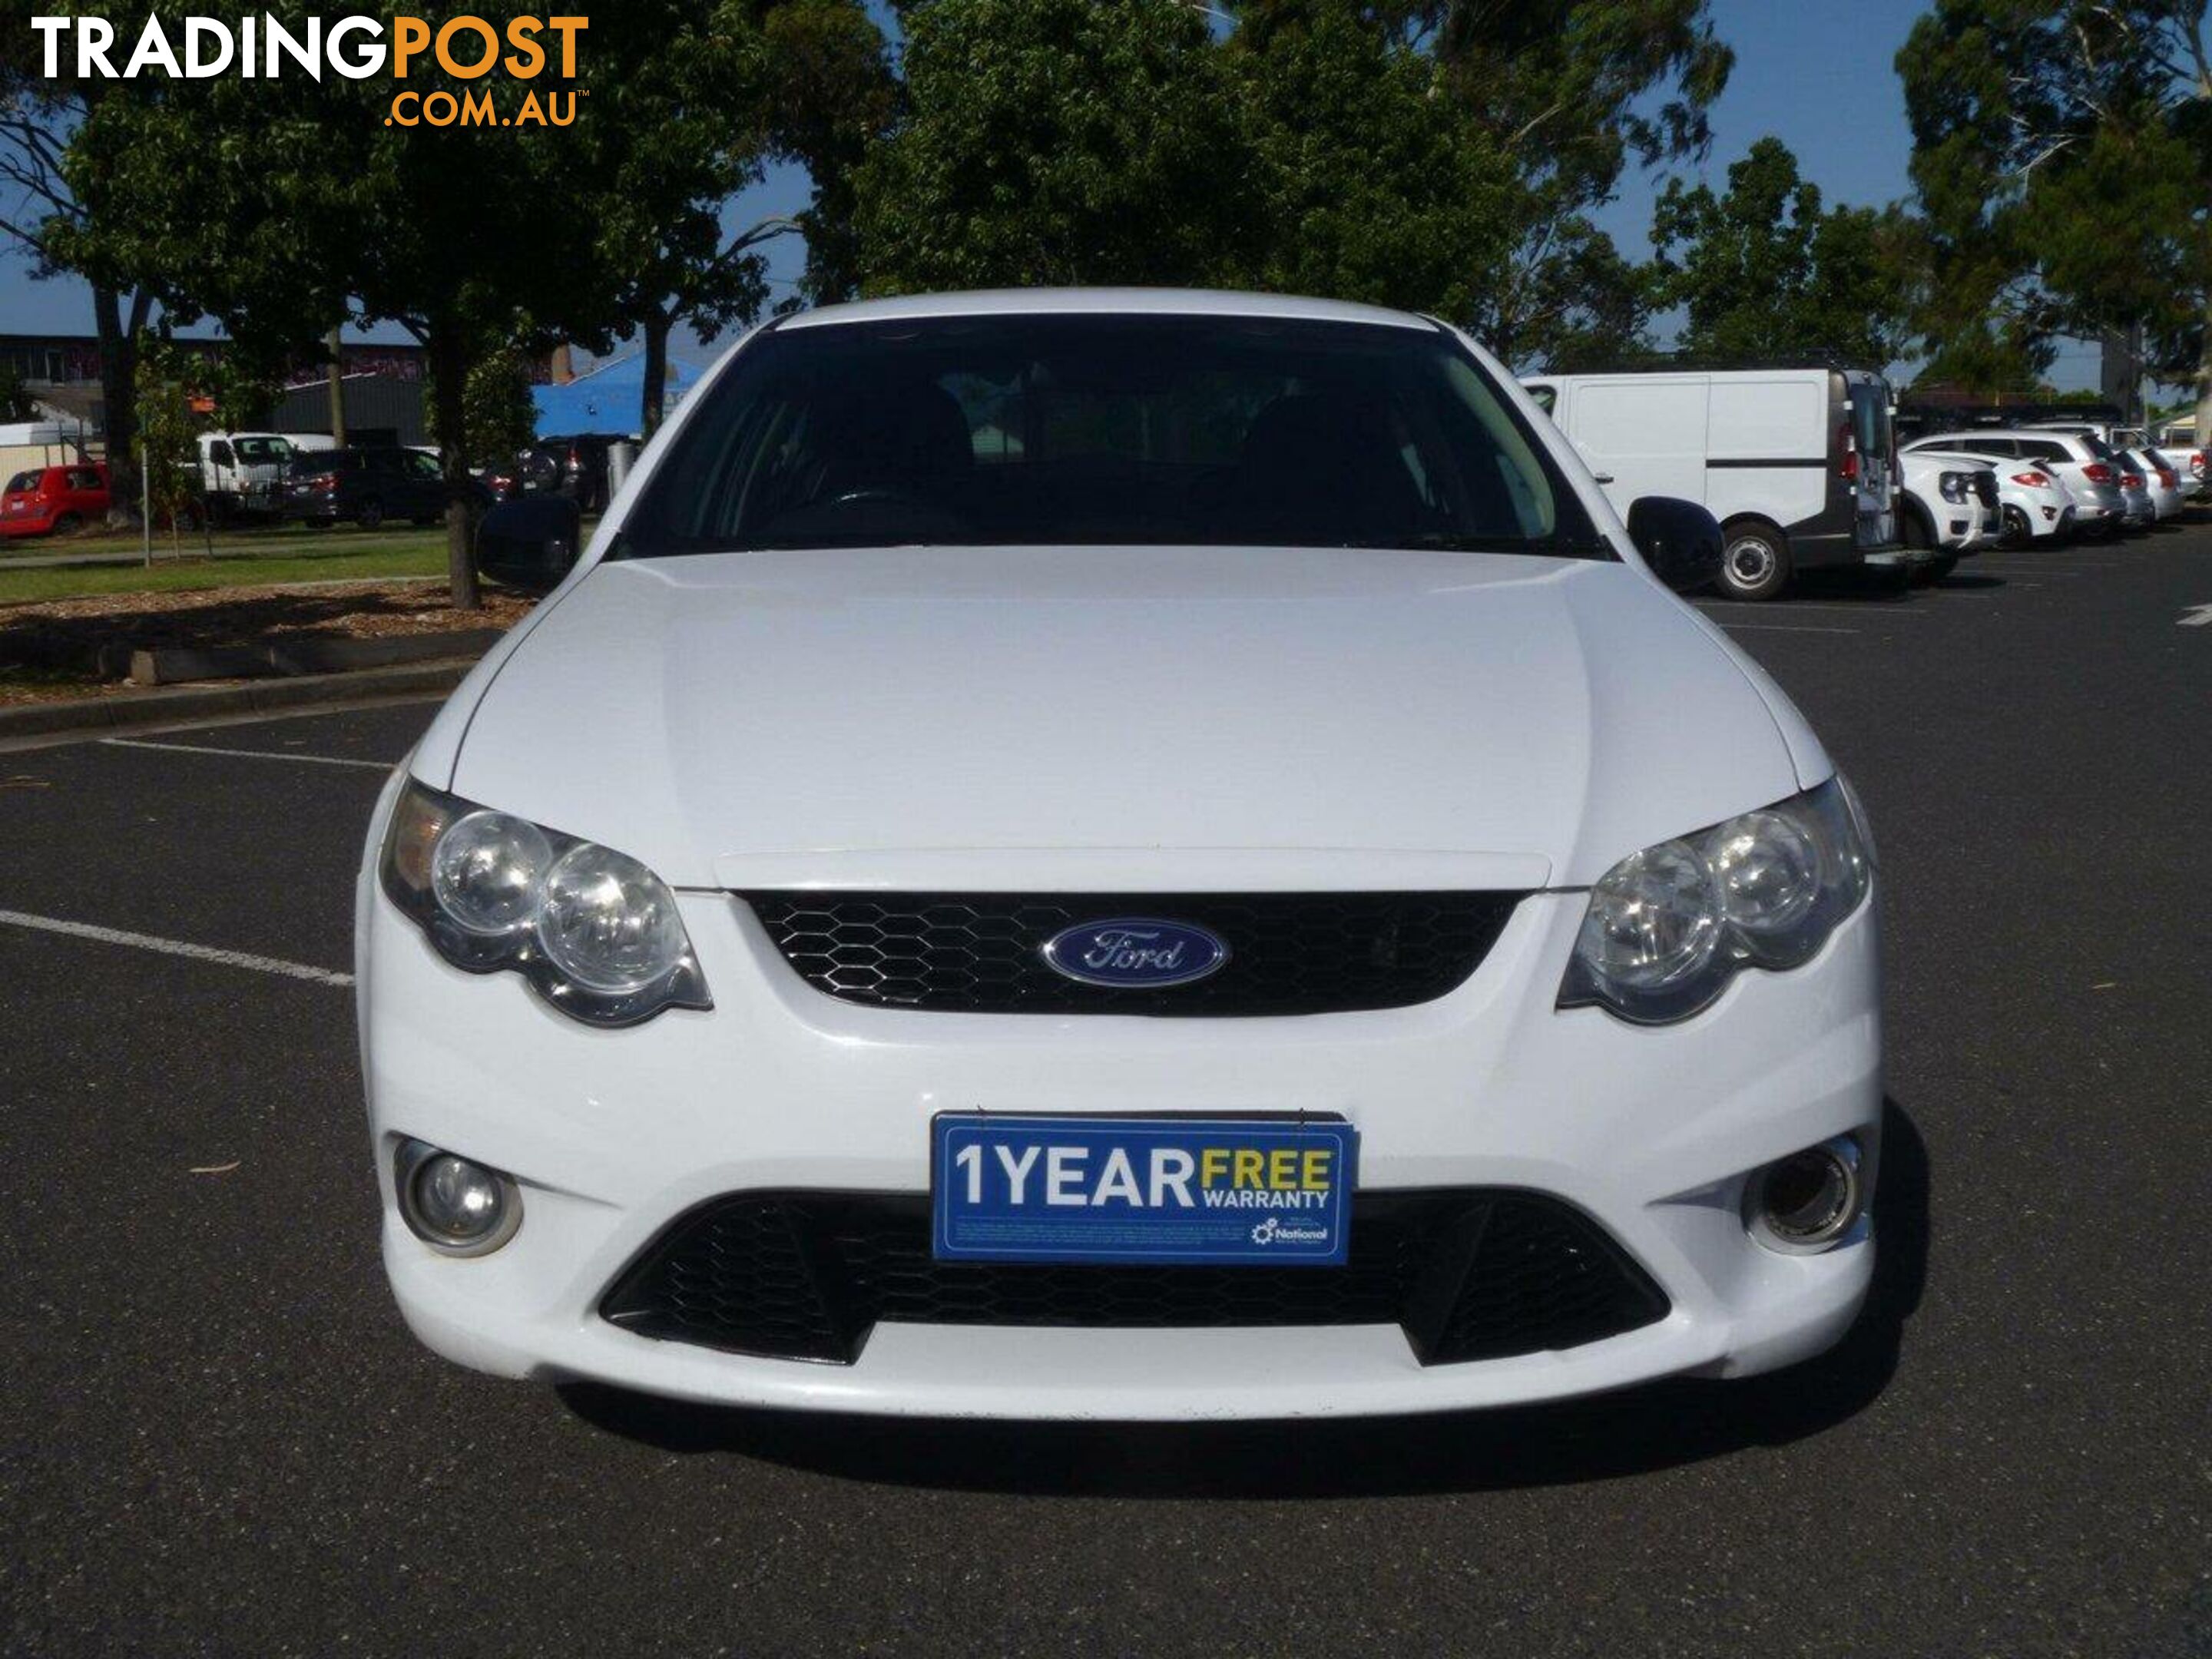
1718 523 1791 601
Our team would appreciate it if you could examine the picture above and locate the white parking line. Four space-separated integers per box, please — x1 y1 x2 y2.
100 737 392 772
1697 602 1919 618
1720 622 1859 634
0 909 353 987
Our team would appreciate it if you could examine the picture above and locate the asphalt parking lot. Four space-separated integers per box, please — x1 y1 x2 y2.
3 531 2209 1657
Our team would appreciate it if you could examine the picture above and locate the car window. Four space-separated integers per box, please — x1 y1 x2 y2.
405 452 442 480
5 471 38 493
1849 383 1891 459
65 469 101 490
624 315 1601 557
2018 439 2069 462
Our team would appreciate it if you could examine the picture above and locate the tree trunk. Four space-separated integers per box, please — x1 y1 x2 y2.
428 320 481 611
641 311 671 439
2194 294 2212 463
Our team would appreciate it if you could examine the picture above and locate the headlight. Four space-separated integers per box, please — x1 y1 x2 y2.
1559 777 1873 1024
1938 472 1969 504
380 779 710 1026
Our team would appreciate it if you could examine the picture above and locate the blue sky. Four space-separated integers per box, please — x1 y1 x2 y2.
0 0 2100 389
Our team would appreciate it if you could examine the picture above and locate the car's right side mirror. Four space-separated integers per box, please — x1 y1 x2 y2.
1625 495 1724 594
475 496 582 594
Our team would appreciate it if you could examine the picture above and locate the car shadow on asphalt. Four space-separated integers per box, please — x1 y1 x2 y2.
558 1100 1929 1498
1766 569 1922 604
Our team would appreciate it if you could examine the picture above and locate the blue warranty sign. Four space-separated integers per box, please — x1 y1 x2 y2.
931 1114 1356 1266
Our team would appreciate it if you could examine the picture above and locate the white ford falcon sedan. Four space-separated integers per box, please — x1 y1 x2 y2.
357 289 1880 1420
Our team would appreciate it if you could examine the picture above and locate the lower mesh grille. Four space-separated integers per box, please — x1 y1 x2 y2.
601 1190 1668 1366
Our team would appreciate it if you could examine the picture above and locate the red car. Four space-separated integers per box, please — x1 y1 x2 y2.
1 461 109 537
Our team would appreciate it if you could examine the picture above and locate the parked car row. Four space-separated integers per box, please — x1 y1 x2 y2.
1522 368 2195 599
481 432 624 513
286 446 491 528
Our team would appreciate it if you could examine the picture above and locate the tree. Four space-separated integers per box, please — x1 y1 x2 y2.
0 15 163 488
1897 1 2212 428
433 342 539 466
590 0 892 435
49 2 638 608
1373 0 1734 363
1225 2 1515 321
1497 217 1660 371
1649 137 1914 363
852 0 1263 292
131 337 199 559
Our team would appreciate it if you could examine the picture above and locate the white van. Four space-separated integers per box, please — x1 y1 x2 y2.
1521 368 1901 599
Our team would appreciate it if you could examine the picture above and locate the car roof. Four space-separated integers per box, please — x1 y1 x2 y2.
780 286 1435 333
1919 428 2086 445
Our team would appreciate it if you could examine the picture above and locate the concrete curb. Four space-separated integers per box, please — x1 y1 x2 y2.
0 658 474 740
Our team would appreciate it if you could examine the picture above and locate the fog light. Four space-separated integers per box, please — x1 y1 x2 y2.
395 1138 522 1256
1746 1136 1863 1253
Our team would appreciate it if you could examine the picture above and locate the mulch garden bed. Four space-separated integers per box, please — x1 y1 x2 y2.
0 581 534 704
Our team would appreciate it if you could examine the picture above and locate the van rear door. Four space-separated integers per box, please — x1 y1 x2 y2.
1561 378 1707 517
1843 374 1896 548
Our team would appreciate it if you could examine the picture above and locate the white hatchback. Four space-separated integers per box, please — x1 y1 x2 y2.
357 290 1882 1420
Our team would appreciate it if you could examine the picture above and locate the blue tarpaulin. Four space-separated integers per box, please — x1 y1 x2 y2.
531 353 703 438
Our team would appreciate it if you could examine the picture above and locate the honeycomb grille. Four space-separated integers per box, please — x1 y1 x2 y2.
601 1190 1669 1366
739 892 1524 1016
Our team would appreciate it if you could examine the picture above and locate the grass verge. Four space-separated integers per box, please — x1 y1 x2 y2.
0 544 451 605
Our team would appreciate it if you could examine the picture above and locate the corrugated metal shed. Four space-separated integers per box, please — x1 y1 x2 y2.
268 373 426 445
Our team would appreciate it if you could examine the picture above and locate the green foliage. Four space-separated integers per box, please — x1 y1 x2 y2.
1224 4 1513 320
587 0 891 429
1384 0 1734 359
1897 2 2212 404
852 0 1722 366
853 0 1263 291
429 343 540 466
1650 137 1913 364
131 337 200 545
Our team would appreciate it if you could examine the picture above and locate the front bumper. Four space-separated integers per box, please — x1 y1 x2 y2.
359 806 1883 1420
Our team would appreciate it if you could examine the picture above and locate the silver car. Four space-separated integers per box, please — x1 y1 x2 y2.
2125 448 2188 521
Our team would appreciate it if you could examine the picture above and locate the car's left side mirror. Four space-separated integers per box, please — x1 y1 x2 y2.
1625 495 1723 594
475 496 581 594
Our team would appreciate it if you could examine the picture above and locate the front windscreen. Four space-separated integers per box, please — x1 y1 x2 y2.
618 315 1603 558
233 437 293 465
